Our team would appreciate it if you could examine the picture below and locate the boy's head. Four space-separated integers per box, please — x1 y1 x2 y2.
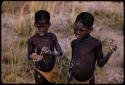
74 12 94 39
34 10 51 36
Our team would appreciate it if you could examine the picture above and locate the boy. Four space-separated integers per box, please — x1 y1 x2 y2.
68 12 117 84
28 10 63 84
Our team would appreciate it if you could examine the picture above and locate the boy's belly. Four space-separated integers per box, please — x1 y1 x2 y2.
71 63 95 81
71 54 95 81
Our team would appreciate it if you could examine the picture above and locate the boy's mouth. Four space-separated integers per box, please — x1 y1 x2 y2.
37 31 47 36
75 33 81 38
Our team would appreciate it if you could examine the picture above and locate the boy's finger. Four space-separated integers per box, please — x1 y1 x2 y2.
112 45 117 51
32 53 37 56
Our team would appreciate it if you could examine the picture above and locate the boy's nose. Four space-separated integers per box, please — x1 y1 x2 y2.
75 30 81 35
38 28 46 31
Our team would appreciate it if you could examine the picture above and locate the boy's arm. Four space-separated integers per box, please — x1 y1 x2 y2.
96 41 116 67
68 41 74 82
28 39 35 60
53 35 63 57
28 39 43 62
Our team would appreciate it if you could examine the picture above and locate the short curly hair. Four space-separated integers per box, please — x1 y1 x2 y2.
35 10 50 25
75 12 94 29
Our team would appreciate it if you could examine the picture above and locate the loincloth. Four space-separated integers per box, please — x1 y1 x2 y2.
34 64 59 83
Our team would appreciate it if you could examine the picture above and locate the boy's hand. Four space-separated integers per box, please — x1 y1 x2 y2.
31 53 43 62
108 40 117 53
42 47 50 53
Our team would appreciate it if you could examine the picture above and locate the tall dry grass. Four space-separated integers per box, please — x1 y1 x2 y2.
1 1 124 84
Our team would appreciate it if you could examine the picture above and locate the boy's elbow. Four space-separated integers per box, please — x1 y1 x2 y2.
57 52 63 57
58 50 63 56
98 63 104 67
54 51 63 57
60 51 63 56
97 61 105 67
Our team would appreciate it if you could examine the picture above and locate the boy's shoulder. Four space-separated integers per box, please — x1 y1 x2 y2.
47 32 56 37
90 36 101 43
47 32 58 39
71 36 100 42
28 33 38 42
71 39 77 43
71 36 101 45
90 36 102 46
71 39 77 45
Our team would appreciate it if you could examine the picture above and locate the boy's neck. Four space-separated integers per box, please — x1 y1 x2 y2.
36 32 48 36
79 34 91 41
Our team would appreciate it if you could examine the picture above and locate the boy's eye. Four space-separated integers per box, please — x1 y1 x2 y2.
75 28 87 32
35 23 49 28
36 25 48 28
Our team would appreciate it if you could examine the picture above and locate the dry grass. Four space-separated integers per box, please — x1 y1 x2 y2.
1 1 124 84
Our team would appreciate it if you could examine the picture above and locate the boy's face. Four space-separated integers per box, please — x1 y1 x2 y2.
74 21 92 39
74 27 90 39
35 20 50 36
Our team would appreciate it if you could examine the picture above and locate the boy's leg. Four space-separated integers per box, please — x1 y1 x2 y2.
89 75 95 84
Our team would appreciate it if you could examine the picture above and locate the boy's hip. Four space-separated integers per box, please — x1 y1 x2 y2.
69 74 95 84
